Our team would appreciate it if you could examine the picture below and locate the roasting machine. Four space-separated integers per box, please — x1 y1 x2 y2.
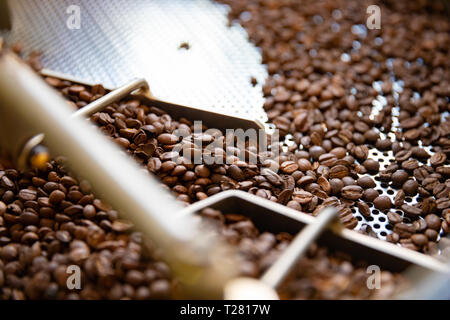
0 0 449 299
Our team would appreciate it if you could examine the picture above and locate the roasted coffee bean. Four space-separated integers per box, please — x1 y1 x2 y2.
413 219 427 233
329 165 348 179
363 189 379 203
391 170 409 187
357 202 371 218
297 159 312 171
309 146 325 160
341 186 363 200
147 158 162 173
393 223 416 238
357 176 376 189
386 233 399 244
20 210 39 226
411 234 428 247
362 159 380 173
425 229 439 241
228 165 245 181
425 214 441 231
394 190 405 207
387 211 403 225
329 178 343 195
157 133 179 145
430 152 447 166
402 180 419 196
373 196 391 211
18 189 37 202
401 159 419 171
342 176 356 186
401 204 422 218
49 190 65 205
353 145 369 160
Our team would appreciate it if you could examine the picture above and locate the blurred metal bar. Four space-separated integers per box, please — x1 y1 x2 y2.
261 207 339 289
0 51 237 298
72 78 150 118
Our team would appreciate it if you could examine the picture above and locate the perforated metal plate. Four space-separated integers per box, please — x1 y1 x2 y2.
0 0 268 123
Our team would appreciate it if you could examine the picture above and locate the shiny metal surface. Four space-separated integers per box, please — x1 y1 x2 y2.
1 0 268 123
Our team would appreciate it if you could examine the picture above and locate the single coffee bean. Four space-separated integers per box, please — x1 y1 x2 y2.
424 229 438 241
393 223 416 238
401 204 422 218
56 230 72 243
402 180 419 196
363 188 379 202
375 139 392 150
297 158 312 171
362 159 380 173
425 214 441 230
280 161 298 174
387 211 403 225
373 196 391 211
357 176 376 189
49 190 66 205
228 165 245 181
386 233 399 243
341 185 363 200
83 204 96 219
357 202 371 218
430 152 447 166
413 219 427 232
309 146 325 160
342 176 356 186
18 189 37 202
330 178 344 195
147 157 162 173
157 133 179 145
394 189 405 207
391 170 409 187
20 211 39 225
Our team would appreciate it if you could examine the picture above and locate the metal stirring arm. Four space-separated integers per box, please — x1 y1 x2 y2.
224 207 339 299
0 51 237 298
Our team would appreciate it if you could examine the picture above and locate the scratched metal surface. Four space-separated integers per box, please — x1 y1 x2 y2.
0 0 268 122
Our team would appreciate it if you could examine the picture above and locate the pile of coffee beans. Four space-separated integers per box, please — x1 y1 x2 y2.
278 243 408 300
43 76 108 110
214 0 450 253
43 66 448 255
199 207 407 299
0 159 173 300
43 0 449 254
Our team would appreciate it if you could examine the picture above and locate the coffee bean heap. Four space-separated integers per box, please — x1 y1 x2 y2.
200 207 407 299
0 160 172 300
91 97 363 228
215 0 450 252
43 0 449 254
44 71 448 254
278 243 408 300
43 76 108 110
